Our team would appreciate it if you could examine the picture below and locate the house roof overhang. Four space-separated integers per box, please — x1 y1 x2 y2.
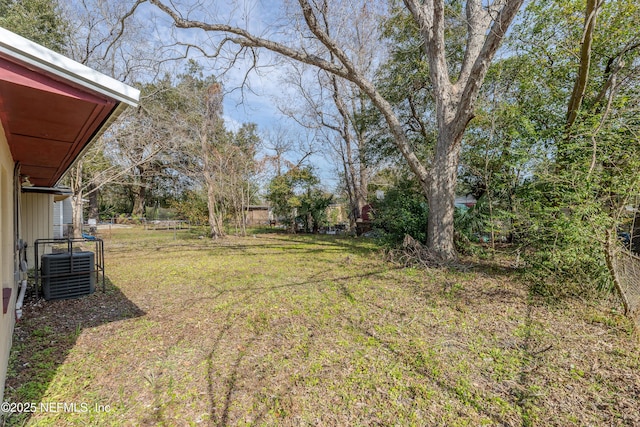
21 185 72 196
0 26 140 188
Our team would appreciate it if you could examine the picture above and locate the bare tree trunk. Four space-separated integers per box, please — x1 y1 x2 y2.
202 140 224 239
604 229 631 315
426 130 463 260
241 178 251 236
342 141 360 222
131 183 146 217
339 154 357 225
72 192 84 239
204 173 224 238
68 162 84 239
200 83 226 239
329 74 368 221
405 0 523 260
356 135 368 213
87 182 99 223
566 0 603 130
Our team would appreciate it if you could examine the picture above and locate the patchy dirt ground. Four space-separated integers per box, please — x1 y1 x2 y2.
3 229 640 426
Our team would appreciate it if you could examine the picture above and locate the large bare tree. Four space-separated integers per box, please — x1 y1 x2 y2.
164 67 262 239
61 0 162 237
149 0 523 261
280 66 371 226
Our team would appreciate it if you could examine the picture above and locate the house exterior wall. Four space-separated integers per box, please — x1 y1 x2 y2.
53 198 72 239
0 27 140 404
0 122 16 401
21 192 53 268
245 207 270 226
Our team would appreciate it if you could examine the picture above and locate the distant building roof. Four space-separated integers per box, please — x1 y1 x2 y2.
454 194 477 209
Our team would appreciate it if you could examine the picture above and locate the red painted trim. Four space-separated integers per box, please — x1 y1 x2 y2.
0 55 118 187
0 57 107 104
54 99 116 182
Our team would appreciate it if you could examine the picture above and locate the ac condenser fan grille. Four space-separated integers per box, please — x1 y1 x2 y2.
41 252 95 300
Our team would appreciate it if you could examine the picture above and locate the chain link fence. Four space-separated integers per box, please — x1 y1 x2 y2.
611 249 640 327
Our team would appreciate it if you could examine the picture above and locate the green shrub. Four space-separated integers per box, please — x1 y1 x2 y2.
169 190 209 225
371 180 429 244
516 180 613 298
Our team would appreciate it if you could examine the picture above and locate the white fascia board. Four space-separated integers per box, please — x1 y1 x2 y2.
0 26 140 107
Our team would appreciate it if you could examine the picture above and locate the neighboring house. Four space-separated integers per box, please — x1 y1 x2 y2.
455 194 477 210
245 205 271 226
326 203 346 225
0 27 139 400
53 195 73 239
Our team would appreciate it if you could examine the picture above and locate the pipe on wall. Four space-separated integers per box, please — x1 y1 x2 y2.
15 279 26 320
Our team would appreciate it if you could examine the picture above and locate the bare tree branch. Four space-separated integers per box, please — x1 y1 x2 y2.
566 0 605 130
148 0 524 260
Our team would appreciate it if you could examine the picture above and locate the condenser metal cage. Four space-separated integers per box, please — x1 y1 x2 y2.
34 238 105 301
41 252 95 300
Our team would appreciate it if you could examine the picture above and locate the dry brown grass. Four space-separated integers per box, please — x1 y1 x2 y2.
4 227 640 426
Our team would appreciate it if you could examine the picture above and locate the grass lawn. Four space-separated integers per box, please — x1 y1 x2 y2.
4 227 640 426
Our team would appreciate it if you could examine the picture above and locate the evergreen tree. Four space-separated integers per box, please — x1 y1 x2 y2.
0 0 68 52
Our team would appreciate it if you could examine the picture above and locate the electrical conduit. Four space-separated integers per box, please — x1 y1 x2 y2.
15 279 27 320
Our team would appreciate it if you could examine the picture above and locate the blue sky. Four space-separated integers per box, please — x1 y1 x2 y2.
136 0 338 189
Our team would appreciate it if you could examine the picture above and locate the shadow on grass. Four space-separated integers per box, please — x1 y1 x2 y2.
105 232 381 263
196 260 526 425
514 302 553 427
201 289 301 426
3 276 145 426
257 233 380 254
347 318 514 426
317 270 547 426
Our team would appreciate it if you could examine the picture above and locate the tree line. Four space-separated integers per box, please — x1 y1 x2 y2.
2 0 640 297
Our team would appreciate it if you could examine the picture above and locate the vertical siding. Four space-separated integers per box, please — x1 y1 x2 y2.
52 198 72 238
63 198 73 224
0 123 15 401
21 193 53 268
53 200 61 238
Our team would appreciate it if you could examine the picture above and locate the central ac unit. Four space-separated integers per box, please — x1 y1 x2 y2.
41 251 95 300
